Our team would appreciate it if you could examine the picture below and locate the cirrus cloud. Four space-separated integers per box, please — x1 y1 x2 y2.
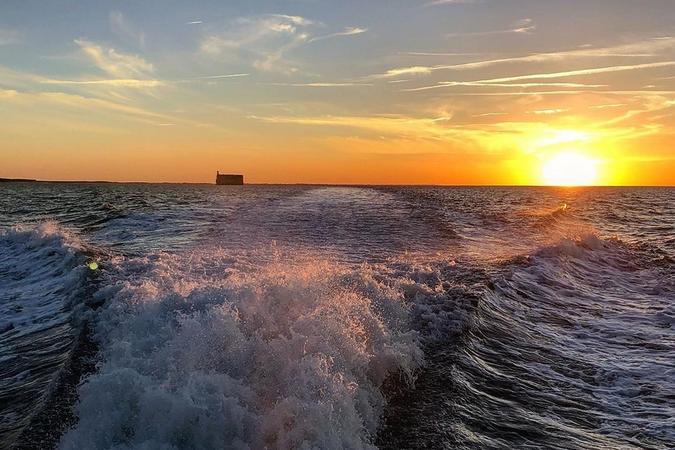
75 39 154 78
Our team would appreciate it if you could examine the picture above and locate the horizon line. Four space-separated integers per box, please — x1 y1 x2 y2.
1 177 673 188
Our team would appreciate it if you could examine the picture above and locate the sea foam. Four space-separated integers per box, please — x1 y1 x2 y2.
60 248 424 449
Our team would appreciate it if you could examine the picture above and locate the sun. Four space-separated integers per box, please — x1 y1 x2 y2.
541 152 599 186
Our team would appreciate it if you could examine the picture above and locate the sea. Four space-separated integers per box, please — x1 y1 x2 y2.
0 183 673 450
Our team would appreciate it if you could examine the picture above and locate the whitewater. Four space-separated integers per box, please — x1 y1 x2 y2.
0 184 673 449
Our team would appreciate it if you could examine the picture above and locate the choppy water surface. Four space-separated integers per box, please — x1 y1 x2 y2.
0 183 673 449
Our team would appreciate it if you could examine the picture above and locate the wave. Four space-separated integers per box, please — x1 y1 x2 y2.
60 248 425 450
531 203 571 230
378 232 675 449
0 223 94 448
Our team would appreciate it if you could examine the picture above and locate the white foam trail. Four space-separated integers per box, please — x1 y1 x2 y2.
60 249 423 449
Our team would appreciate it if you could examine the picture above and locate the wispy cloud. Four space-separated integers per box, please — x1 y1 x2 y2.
374 66 434 79
41 79 163 87
532 108 568 115
41 72 252 89
407 81 606 89
274 15 315 27
591 103 627 109
473 112 507 117
200 14 316 54
402 51 484 57
447 18 535 37
374 36 675 79
464 61 675 84
309 27 368 43
261 82 372 87
0 62 161 95
61 39 163 95
0 89 19 98
110 11 145 48
2 88 172 122
249 114 458 140
193 73 250 80
405 61 675 91
75 39 154 78
0 62 220 129
405 89 675 97
247 112 649 149
199 14 366 73
199 14 316 73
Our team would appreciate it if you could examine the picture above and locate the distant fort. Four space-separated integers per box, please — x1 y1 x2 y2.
216 172 244 185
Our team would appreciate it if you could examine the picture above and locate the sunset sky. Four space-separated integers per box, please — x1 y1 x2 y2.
1 0 675 185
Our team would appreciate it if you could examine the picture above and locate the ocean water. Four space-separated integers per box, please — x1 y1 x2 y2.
0 183 673 450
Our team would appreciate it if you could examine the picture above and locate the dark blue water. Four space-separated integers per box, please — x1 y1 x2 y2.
0 183 673 449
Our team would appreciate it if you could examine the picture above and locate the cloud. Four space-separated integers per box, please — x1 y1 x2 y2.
512 18 536 34
461 61 675 84
532 108 568 115
473 112 507 117
1 62 161 94
2 88 171 121
199 14 317 73
172 73 250 84
75 39 154 78
447 18 535 37
273 15 315 27
591 103 627 109
261 82 372 87
200 14 315 54
246 113 554 150
374 66 434 78
247 113 646 151
199 15 365 73
405 61 675 91
193 73 250 80
249 114 456 139
0 65 219 129
42 74 252 89
407 82 607 91
402 51 484 56
254 35 309 72
309 27 368 43
376 36 675 79
110 11 145 47
41 79 163 87
403 89 675 97
0 89 19 98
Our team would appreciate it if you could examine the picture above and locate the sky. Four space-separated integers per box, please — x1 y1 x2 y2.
1 0 675 185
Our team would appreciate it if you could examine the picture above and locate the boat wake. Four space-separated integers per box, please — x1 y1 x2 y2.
2 192 673 450
60 247 425 449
